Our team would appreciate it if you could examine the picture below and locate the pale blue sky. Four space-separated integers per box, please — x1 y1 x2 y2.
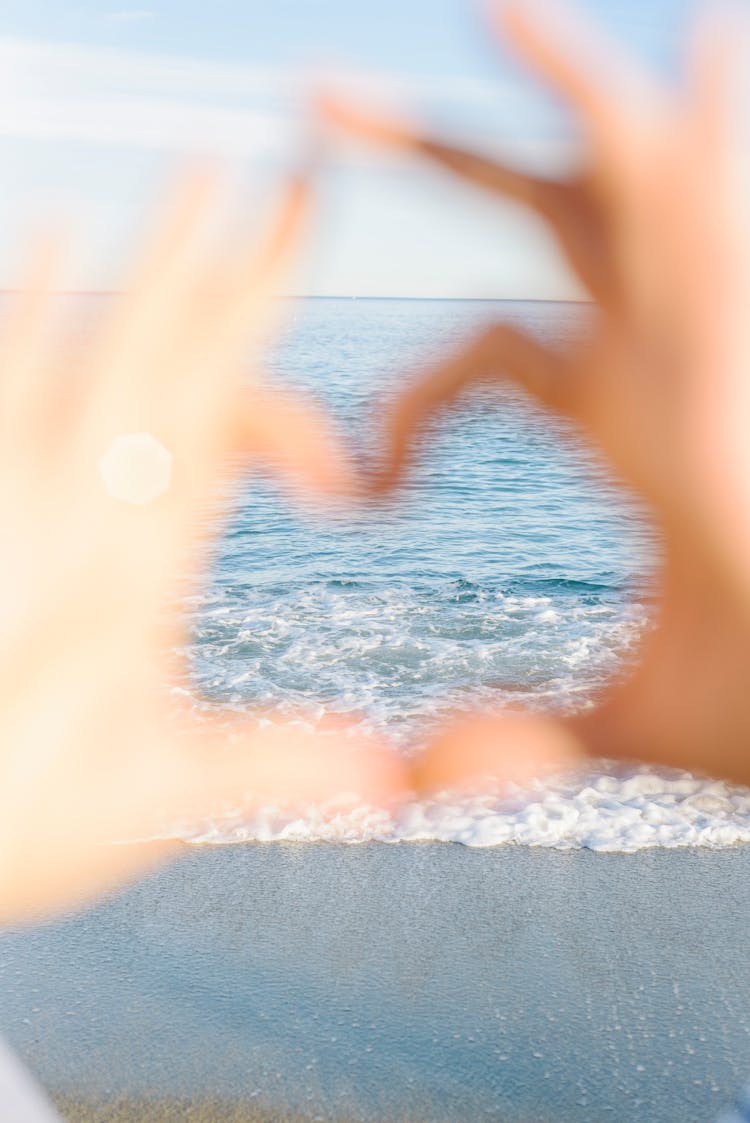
2 0 700 296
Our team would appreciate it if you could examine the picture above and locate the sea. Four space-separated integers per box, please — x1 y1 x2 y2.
176 296 750 852
5 297 750 1123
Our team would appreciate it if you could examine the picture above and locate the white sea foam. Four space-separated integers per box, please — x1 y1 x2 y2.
169 299 717 854
173 765 750 853
187 582 649 739
171 579 750 854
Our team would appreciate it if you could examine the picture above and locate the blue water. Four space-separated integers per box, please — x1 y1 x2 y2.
191 298 652 735
174 299 750 851
5 301 747 1121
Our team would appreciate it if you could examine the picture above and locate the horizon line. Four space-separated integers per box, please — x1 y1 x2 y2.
0 290 591 304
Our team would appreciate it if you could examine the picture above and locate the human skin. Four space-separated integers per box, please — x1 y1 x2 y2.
0 169 408 924
320 0 750 793
5 0 750 925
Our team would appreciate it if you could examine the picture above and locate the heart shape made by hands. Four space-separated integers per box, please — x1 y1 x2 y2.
4 0 750 926
318 0 750 799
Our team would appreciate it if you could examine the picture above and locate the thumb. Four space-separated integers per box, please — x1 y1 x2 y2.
409 710 588 795
167 713 410 813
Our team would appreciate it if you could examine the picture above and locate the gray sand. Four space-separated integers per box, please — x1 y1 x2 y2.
2 843 750 1122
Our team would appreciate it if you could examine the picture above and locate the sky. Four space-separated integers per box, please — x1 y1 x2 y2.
1 0 704 297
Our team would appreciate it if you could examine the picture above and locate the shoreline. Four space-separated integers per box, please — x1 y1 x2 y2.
174 834 750 851
53 1096 362 1123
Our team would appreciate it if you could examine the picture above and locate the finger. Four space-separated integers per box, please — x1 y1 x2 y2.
84 166 223 429
97 382 362 605
686 2 750 160
0 713 408 924
205 169 313 358
78 173 311 529
373 322 571 493
317 91 417 150
160 172 314 447
170 716 410 813
237 384 362 504
492 0 658 153
319 94 546 203
319 96 609 299
246 169 311 296
151 174 318 502
319 94 552 205
0 837 180 925
126 163 223 298
0 230 67 438
407 140 607 298
409 710 587 795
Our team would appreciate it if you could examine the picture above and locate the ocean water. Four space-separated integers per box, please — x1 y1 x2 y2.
4 298 750 1123
177 297 750 852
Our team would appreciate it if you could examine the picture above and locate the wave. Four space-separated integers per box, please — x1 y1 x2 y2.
186 580 648 734
170 764 750 853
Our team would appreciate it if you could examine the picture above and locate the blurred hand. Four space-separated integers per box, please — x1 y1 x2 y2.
0 169 407 923
320 1 750 792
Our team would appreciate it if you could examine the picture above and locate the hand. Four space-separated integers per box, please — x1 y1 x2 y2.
320 1 750 792
0 169 407 923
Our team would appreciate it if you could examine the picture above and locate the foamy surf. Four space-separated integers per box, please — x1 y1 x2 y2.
162 298 746 856
171 765 750 853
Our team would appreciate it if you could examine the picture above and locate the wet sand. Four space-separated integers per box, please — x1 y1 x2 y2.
3 843 750 1122
53 1097 357 1122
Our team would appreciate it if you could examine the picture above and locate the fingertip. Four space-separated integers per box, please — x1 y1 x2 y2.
488 0 555 51
409 712 587 796
313 89 350 129
486 0 520 37
279 166 314 225
686 0 750 103
362 466 406 506
287 139 319 194
312 91 419 151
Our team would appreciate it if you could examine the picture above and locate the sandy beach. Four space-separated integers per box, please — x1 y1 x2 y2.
54 1097 350 1122
5 0 750 1110
2 842 750 1122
